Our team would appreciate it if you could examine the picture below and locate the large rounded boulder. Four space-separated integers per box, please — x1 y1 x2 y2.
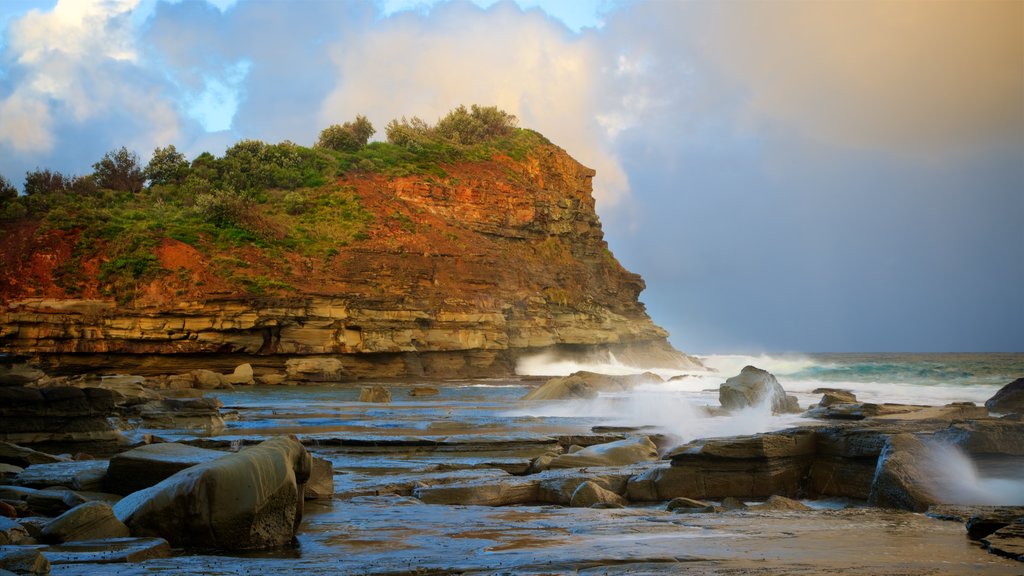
986 378 1024 415
546 436 659 469
113 436 311 550
719 366 800 414
522 371 662 401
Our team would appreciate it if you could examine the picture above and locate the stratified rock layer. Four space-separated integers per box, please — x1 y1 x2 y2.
0 143 696 378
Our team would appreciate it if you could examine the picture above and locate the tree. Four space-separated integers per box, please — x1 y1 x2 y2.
316 115 375 152
23 168 71 196
93 146 145 192
144 145 189 186
0 175 17 203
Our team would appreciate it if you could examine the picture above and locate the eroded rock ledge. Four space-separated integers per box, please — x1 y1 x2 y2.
1 142 697 378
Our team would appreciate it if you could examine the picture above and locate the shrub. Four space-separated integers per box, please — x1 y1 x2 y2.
194 188 244 227
434 105 517 145
145 145 189 186
316 115 375 152
384 116 432 147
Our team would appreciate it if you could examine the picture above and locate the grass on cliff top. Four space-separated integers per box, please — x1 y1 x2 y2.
5 127 549 299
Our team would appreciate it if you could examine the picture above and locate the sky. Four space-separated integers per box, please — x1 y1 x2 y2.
0 0 1021 353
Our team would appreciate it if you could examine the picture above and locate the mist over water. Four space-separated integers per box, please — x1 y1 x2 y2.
512 351 1020 449
516 351 1018 406
922 443 1024 506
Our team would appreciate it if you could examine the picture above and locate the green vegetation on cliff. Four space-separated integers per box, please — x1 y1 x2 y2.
0 106 549 299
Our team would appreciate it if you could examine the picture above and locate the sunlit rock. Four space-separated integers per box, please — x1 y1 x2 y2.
113 436 311 550
718 366 801 414
522 371 661 401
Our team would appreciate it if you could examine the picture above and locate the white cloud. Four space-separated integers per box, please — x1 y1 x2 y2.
321 1 631 206
0 91 53 153
0 0 180 157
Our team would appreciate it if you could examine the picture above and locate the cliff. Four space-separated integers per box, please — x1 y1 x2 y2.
0 132 697 378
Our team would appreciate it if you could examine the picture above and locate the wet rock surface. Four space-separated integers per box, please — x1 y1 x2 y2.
0 380 1021 573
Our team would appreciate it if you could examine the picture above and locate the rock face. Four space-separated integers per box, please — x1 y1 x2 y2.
113 436 311 550
986 378 1024 415
0 142 697 379
522 371 662 401
0 387 122 445
867 434 937 512
719 366 799 414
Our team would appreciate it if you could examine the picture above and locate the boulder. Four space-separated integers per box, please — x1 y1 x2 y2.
545 436 659 470
285 358 347 382
0 517 29 544
0 364 45 386
104 443 228 495
0 386 122 444
408 386 440 397
91 376 161 405
224 364 255 386
190 369 228 390
749 495 813 511
0 464 23 481
718 366 798 414
982 521 1024 561
256 373 288 386
522 371 662 401
569 481 626 508
0 548 49 575
0 443 66 468
303 456 334 500
816 389 857 406
666 497 712 512
0 487 77 517
986 378 1024 415
137 397 225 431
14 460 108 492
535 468 637 505
867 434 936 512
358 386 392 403
0 502 17 519
113 436 312 550
40 501 129 543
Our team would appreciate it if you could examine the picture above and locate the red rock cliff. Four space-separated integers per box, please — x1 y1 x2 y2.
0 140 697 377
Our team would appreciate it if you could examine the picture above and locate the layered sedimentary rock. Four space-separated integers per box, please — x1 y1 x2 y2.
0 143 696 378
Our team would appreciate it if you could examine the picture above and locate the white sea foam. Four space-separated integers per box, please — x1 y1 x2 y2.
515 352 1003 407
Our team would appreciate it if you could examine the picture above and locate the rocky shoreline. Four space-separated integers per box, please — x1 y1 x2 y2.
1 363 1022 573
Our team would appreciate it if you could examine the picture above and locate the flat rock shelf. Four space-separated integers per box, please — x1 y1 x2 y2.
22 380 1021 575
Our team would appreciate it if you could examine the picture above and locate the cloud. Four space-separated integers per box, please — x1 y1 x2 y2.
0 0 181 161
320 1 631 206
679 0 1024 158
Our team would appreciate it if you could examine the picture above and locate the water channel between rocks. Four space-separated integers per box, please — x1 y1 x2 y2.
53 381 1024 575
